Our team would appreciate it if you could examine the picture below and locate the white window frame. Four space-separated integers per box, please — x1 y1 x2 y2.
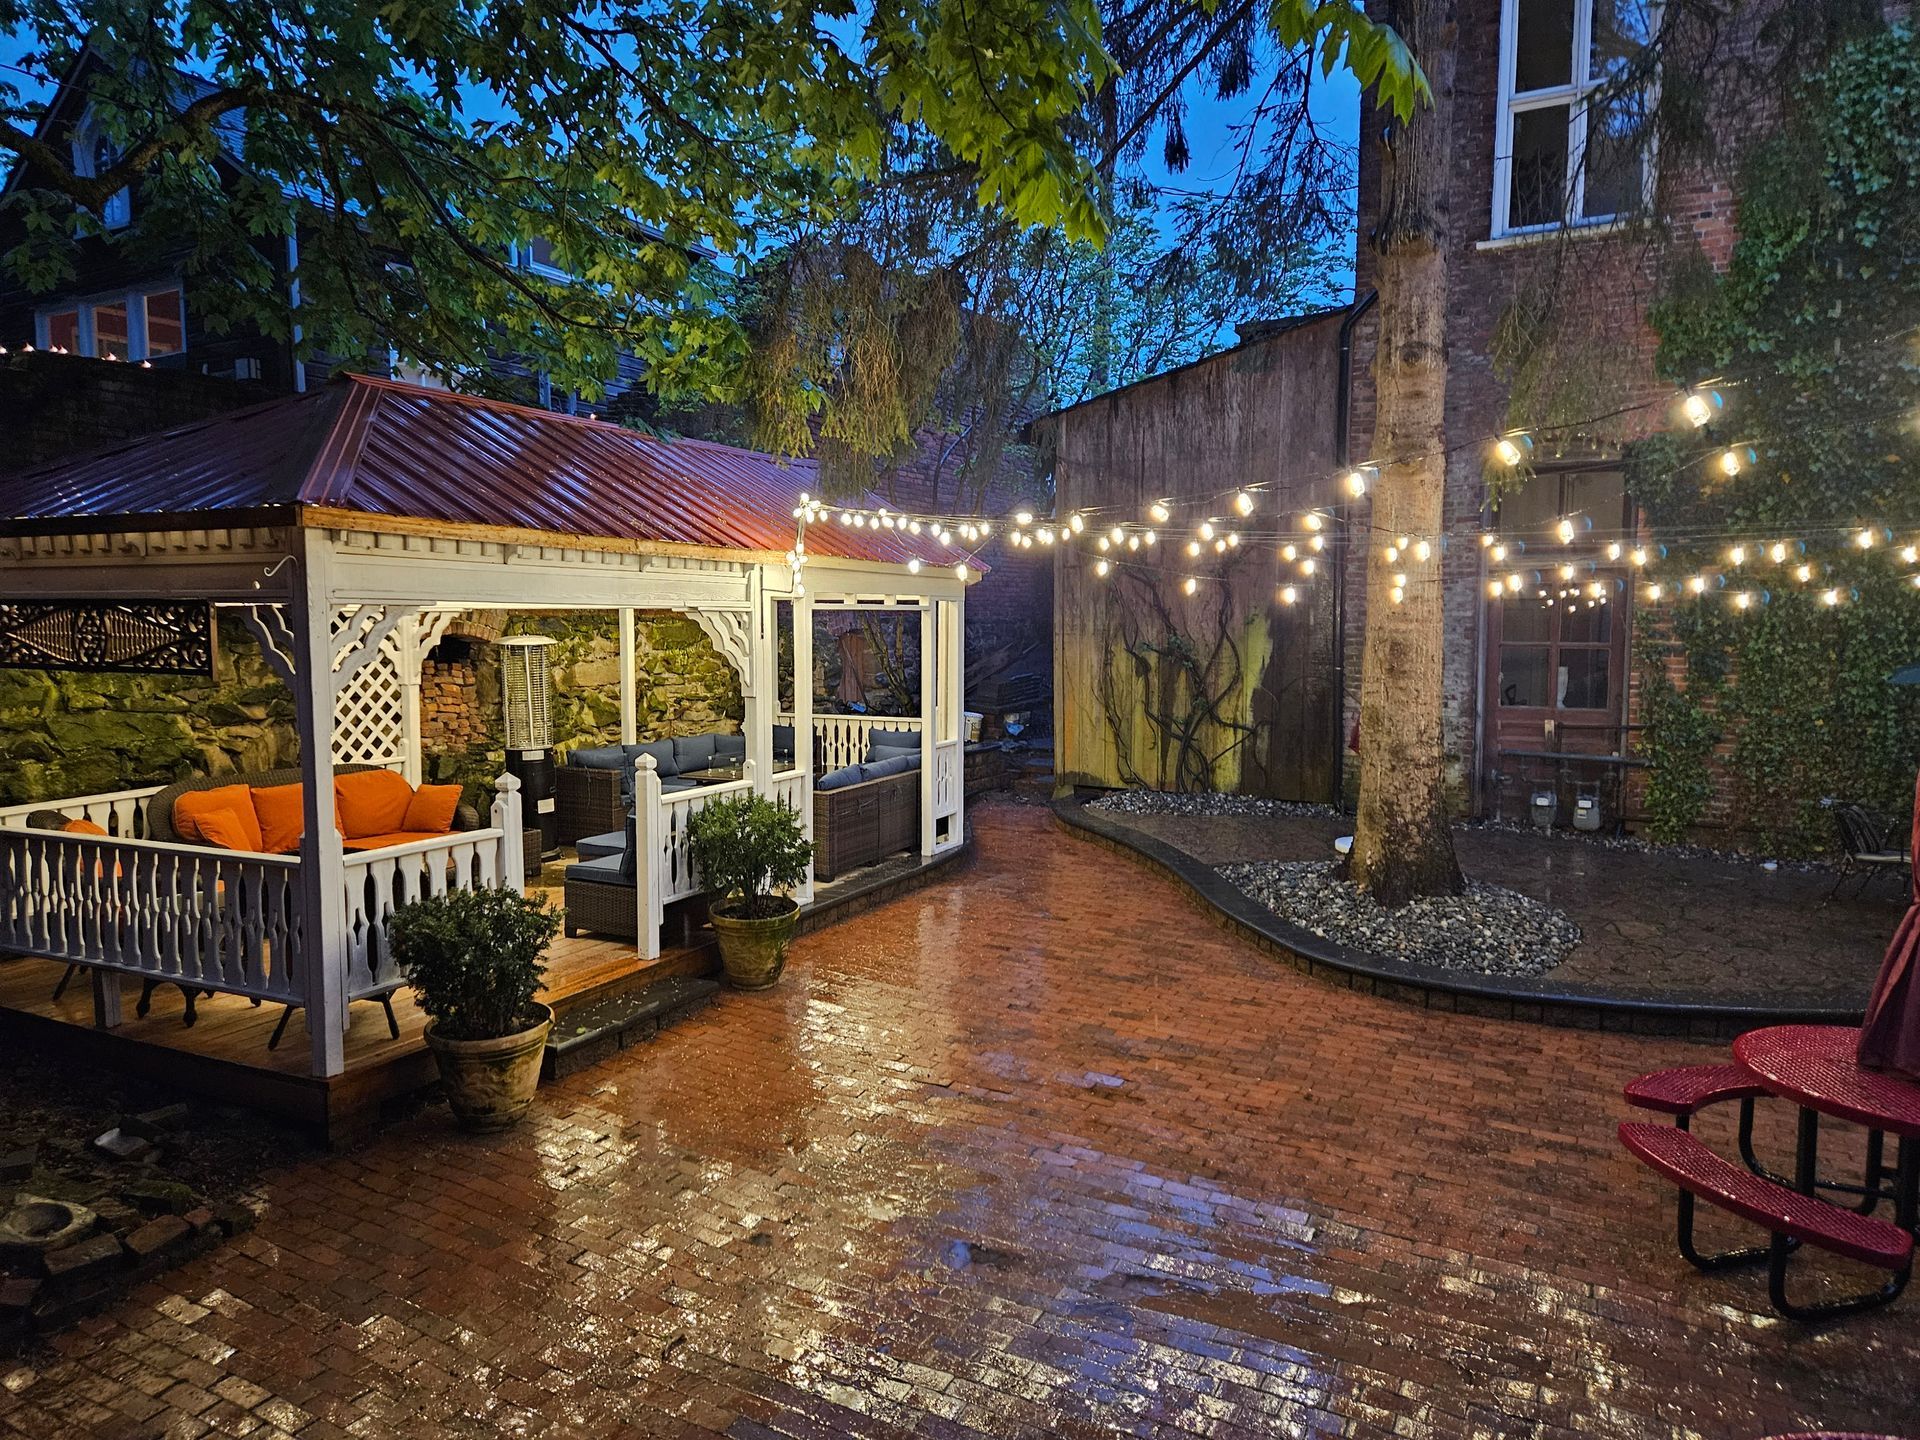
34 283 186 361
70 112 132 231
513 239 572 283
1491 0 1658 239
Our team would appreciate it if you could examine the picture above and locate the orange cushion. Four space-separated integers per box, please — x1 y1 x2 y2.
194 808 261 853
402 784 462 835
173 785 264 852
342 831 448 852
250 783 308 854
333 769 413 840
62 818 108 835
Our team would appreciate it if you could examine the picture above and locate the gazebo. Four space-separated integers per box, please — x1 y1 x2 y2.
0 376 971 1101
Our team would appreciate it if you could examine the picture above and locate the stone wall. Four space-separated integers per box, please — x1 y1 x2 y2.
420 611 744 787
0 610 743 807
0 618 297 806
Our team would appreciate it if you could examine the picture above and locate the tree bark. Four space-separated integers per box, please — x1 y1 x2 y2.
1347 0 1464 908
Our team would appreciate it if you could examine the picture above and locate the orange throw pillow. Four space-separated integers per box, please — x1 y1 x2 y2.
333 769 414 840
61 818 108 835
194 808 260 853
173 785 264 852
402 784 462 835
250 783 308 854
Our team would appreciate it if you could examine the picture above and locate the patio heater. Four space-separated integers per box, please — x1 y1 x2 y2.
500 636 559 855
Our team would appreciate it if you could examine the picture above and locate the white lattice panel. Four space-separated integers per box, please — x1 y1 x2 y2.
331 608 407 767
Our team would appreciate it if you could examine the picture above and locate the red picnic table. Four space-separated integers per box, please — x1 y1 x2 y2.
1733 1025 1920 1241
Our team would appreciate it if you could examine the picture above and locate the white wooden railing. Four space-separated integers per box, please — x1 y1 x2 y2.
0 775 525 1015
777 712 923 773
0 828 305 1004
0 785 165 839
933 739 962 821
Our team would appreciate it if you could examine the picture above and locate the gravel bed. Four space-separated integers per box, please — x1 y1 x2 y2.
1459 817 1830 872
1217 860 1581 976
1088 791 1339 820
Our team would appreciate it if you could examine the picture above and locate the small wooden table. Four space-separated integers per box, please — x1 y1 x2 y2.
680 763 745 786
1733 1024 1920 1235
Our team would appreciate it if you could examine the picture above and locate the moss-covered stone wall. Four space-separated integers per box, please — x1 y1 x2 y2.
0 617 297 806
0 610 743 807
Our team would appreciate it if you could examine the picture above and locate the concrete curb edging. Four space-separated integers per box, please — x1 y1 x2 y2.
1051 793 1862 1041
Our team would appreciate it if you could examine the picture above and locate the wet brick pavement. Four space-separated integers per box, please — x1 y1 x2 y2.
3 799 1916 1439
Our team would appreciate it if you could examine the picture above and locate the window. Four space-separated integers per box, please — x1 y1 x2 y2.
517 237 569 280
34 285 187 360
1497 590 1615 710
1494 0 1656 236
71 121 132 230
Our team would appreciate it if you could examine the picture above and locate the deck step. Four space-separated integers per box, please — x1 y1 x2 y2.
1619 1122 1913 1270
542 975 721 1080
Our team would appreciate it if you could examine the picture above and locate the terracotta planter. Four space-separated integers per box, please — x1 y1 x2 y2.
423 1004 553 1131
710 898 798 990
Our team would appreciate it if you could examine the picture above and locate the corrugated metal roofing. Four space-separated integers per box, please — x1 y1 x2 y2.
4 375 971 570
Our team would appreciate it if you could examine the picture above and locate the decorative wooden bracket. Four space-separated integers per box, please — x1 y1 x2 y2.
330 605 418 699
688 608 756 697
233 603 298 688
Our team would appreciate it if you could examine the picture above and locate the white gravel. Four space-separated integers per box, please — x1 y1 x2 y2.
1088 791 1339 820
1218 860 1581 976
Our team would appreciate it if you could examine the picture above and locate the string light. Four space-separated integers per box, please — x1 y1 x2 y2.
1186 540 1202 557
1068 513 1085 534
1718 446 1755 477
1183 576 1198 596
1682 388 1725 427
1149 501 1171 524
1143 531 1157 546
1199 521 1216 541
1094 558 1110 577
1281 544 1297 562
955 563 971 582
1280 585 1299 605
1300 558 1317 576
1108 525 1125 544
1345 468 1374 498
1493 434 1534 467
1234 490 1255 516
1413 540 1432 562
1303 513 1324 532
907 558 921 574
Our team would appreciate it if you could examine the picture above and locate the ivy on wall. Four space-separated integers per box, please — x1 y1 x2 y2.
1626 24 1920 853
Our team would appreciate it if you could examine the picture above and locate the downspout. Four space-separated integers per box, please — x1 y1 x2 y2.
1331 289 1377 810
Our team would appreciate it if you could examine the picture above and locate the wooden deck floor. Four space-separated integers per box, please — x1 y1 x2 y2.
0 925 715 1140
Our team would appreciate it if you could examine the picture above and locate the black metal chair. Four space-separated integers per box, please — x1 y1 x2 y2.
1825 804 1910 903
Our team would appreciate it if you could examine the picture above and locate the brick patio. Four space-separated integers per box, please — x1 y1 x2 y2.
3 799 1916 1440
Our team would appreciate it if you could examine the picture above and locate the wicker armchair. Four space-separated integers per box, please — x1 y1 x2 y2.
812 767 920 880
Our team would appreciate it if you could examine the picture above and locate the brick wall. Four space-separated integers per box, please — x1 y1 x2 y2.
0 350 276 474
1345 0 1777 816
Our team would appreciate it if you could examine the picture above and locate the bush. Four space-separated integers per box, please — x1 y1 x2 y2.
387 886 561 1040
685 794 813 919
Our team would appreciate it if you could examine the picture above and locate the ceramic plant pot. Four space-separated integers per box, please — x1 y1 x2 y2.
709 897 799 990
423 1004 553 1131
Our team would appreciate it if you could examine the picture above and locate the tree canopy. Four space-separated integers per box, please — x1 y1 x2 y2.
0 0 1421 426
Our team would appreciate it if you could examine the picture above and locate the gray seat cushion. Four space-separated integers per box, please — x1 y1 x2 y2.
713 733 746 762
816 763 864 792
564 854 628 887
673 733 718 771
622 740 679 778
860 754 916 782
575 830 625 861
569 744 628 771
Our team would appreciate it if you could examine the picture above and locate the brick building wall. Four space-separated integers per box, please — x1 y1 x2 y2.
0 350 277 473
1343 0 1769 815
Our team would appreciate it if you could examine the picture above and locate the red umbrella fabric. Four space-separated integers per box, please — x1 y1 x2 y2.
1858 770 1920 1078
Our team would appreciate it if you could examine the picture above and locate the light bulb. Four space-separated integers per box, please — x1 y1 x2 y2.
1014 510 1034 526
839 513 853 525
955 563 971 582
1394 572 1408 587
1186 541 1202 557
1150 502 1171 524
1796 563 1814 582
1385 546 1399 564
1345 469 1371 498
1494 435 1530 467
1037 527 1054 545
1304 513 1324 532
1492 544 1508 563
1648 583 1664 600
1682 390 1722 427
1857 528 1878 549
1688 575 1707 594
1310 535 1325 552
1095 559 1110 577
1300 558 1317 576
1214 538 1227 553
1199 521 1215 541
1068 513 1084 533
1560 564 1576 581
1280 586 1298 605
1227 532 1240 548
1390 586 1405 605
1730 545 1747 566
1282 544 1297 562
1183 576 1198 596
1109 526 1125 544
909 520 922 535
1506 573 1523 592
1631 547 1648 567
1733 591 1752 610
1823 587 1842 606
1557 518 1576 544
1414 540 1432 562
1770 542 1788 563
1396 535 1410 550
1606 542 1622 561
1143 531 1157 546
1718 447 1746 477
907 558 921 574
1489 579 1505 599
1127 536 1139 551
1235 490 1255 516
1097 537 1110 552
1903 545 1918 565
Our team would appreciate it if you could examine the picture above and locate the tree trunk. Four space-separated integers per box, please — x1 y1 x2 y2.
1347 0 1464 908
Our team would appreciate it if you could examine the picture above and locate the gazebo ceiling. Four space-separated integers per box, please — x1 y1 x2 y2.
3 374 967 568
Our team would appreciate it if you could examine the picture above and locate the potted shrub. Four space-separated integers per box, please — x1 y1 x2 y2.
685 793 813 989
387 886 562 1130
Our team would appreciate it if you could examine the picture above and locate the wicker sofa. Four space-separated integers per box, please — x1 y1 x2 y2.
146 764 482 846
812 763 921 880
555 728 793 846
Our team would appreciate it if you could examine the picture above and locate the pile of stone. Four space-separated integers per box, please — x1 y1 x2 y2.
419 658 485 749
1088 790 1339 820
0 1106 254 1349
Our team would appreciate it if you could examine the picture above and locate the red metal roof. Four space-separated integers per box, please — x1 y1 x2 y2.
4 374 975 570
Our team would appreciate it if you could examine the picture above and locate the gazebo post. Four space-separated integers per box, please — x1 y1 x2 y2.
292 532 352 1078
618 607 637 745
793 590 815 902
744 571 776 792
919 599 936 858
